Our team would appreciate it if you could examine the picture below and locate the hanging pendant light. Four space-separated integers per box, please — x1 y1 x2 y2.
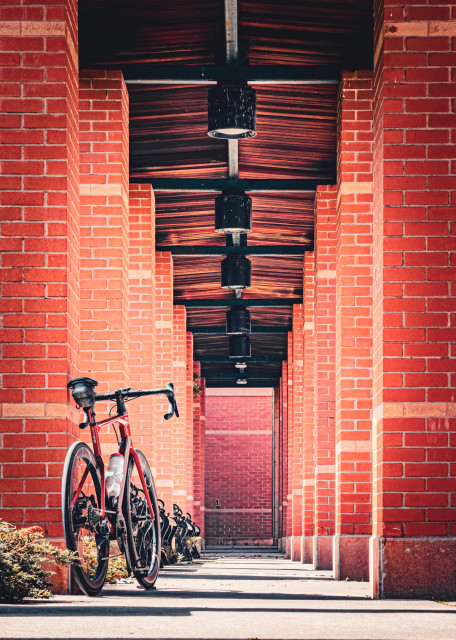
221 255 251 289
226 307 251 334
208 80 256 139
215 193 252 234
229 334 251 358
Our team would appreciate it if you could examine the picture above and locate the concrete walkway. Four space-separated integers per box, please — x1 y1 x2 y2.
1 549 456 639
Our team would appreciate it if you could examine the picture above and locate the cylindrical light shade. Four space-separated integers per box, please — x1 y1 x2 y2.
215 193 252 234
221 255 251 289
229 334 251 358
226 307 251 334
208 82 256 139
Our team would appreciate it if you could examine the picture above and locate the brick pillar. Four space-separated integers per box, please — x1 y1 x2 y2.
154 252 174 508
273 387 281 541
0 0 79 559
199 375 206 538
302 252 316 563
79 70 129 455
291 304 304 560
313 185 337 570
193 361 204 530
370 3 456 599
185 332 194 516
172 305 187 512
128 183 156 473
280 363 288 549
286 337 293 555
333 71 374 581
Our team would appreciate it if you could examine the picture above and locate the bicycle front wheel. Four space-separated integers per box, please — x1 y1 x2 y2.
61 441 109 596
123 449 161 589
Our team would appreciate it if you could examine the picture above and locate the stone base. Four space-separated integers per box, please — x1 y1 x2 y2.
333 535 369 581
285 536 292 559
302 536 314 564
313 535 333 570
291 535 302 561
370 536 456 599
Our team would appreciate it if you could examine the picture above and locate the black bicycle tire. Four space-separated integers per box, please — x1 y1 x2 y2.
122 449 161 589
61 441 109 596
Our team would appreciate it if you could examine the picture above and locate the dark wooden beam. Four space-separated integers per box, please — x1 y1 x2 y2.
128 178 320 193
190 325 290 334
205 381 279 388
177 298 301 308
123 65 340 85
204 373 281 380
157 245 310 256
199 355 283 363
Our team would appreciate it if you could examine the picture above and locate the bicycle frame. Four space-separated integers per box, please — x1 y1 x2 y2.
70 408 155 531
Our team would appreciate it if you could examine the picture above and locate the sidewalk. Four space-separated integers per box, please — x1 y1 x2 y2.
1 551 455 639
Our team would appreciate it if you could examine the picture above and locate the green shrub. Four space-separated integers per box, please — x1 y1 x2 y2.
0 520 77 601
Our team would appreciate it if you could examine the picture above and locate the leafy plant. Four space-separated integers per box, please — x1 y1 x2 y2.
82 536 131 584
193 373 202 397
0 520 77 601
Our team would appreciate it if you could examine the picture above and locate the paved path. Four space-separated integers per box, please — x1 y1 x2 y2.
1 551 456 639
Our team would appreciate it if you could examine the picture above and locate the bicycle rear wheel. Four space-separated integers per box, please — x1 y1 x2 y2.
123 449 161 589
62 441 109 596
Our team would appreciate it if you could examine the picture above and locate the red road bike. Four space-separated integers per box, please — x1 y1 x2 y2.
61 377 178 596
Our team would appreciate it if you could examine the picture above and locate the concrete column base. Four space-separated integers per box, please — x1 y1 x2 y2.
302 535 314 564
291 535 302 561
333 535 369 581
283 536 292 559
312 535 333 570
370 536 456 599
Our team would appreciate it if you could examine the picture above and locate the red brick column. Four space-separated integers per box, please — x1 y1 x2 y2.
313 185 337 570
79 70 129 455
286 335 293 556
185 331 194 516
280 363 289 549
198 375 206 538
291 304 304 560
154 252 174 508
0 1 80 551
370 3 456 599
128 183 156 473
172 305 187 512
302 252 316 563
192 361 204 532
333 71 374 581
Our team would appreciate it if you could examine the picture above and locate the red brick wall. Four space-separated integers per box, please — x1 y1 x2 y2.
205 390 273 543
0 0 80 536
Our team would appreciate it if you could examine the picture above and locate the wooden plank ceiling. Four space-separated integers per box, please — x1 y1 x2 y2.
79 0 373 387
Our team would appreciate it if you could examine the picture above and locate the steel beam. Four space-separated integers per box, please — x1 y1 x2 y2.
128 178 320 193
190 325 289 334
177 298 300 308
122 65 340 85
157 245 309 256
